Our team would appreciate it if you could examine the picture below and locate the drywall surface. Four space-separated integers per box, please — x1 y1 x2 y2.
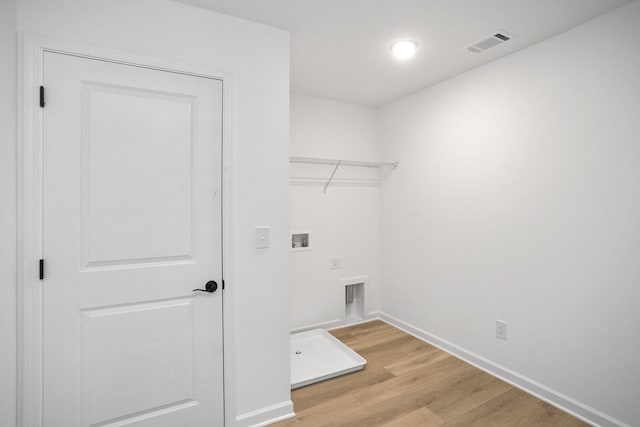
290 94 380 330
379 2 640 424
0 1 17 425
16 0 290 423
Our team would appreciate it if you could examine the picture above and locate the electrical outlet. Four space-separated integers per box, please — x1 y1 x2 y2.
330 257 342 269
496 320 507 340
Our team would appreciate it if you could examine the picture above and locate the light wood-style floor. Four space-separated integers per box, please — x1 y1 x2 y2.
275 321 587 426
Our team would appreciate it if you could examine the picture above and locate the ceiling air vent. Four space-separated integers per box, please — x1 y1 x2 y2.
463 30 514 53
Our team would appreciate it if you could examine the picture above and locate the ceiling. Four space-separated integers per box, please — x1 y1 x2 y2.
176 0 632 106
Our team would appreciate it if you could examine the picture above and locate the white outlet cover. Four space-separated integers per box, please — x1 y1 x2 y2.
330 257 342 269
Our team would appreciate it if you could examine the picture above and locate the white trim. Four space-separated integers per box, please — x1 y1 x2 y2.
221 66 237 427
17 32 44 427
377 312 630 427
17 33 236 427
290 318 343 334
291 317 381 335
327 318 377 331
235 400 294 427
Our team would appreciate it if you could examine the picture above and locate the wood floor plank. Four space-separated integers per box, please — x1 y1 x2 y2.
290 366 395 412
441 388 533 426
351 356 474 407
382 407 444 427
277 392 363 426
423 370 513 421
274 321 587 426
384 346 449 376
498 398 587 427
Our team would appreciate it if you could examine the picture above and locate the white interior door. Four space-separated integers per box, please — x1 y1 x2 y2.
42 51 224 427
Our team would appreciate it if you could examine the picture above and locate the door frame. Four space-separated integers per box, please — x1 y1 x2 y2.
17 33 236 427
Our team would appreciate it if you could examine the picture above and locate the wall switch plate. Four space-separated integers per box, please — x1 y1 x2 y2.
256 226 270 249
496 320 507 340
330 257 342 269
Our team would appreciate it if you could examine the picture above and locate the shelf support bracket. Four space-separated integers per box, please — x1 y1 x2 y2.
323 160 342 193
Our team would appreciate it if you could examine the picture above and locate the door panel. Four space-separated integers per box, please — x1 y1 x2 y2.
82 299 195 424
82 83 195 266
43 52 223 427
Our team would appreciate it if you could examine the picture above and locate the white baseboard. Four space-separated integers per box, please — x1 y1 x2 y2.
328 317 378 331
235 400 295 427
377 312 629 427
290 318 343 334
291 313 381 334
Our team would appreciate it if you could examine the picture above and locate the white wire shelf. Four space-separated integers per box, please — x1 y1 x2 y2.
289 156 398 192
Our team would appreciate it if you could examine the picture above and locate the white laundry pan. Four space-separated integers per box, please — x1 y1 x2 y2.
290 329 366 389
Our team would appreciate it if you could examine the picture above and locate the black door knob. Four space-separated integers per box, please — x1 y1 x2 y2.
193 280 218 293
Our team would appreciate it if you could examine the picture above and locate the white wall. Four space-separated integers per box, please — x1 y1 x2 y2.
379 2 640 425
290 94 380 330
13 0 291 424
0 0 17 426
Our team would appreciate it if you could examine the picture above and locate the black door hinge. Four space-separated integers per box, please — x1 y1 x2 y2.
222 279 225 290
39 259 44 280
39 86 45 108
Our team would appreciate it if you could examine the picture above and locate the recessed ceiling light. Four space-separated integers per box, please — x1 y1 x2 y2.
391 40 418 60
